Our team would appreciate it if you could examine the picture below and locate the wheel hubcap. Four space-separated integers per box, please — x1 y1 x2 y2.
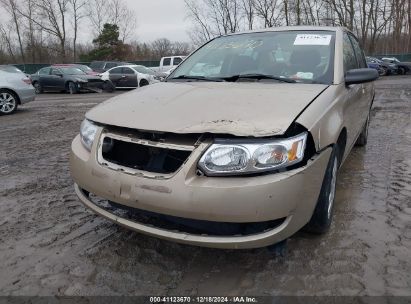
327 158 338 219
0 92 16 113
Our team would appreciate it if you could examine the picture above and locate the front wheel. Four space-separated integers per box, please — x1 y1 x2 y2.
139 79 149 87
398 67 405 75
304 146 339 234
67 82 78 94
0 90 18 115
33 82 43 94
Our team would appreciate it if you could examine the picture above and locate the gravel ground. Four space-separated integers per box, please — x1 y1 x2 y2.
0 78 410 296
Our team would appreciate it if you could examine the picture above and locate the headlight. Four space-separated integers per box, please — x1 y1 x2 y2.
198 133 307 176
80 119 98 151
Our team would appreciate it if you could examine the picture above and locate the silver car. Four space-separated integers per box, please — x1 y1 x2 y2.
0 65 35 115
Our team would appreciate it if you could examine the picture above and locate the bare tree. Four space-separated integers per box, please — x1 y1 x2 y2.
17 0 70 61
70 0 86 61
0 0 25 62
253 0 282 27
86 0 108 36
108 0 138 42
0 23 17 62
242 0 255 29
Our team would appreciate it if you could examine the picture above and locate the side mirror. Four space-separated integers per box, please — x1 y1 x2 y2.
345 68 378 86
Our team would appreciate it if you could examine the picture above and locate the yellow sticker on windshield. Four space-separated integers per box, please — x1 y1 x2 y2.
294 34 331 46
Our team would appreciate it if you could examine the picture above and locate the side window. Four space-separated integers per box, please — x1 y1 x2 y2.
163 58 171 66
173 57 183 65
109 67 122 74
349 34 367 68
51 68 62 75
343 33 358 72
122 67 134 74
39 67 51 75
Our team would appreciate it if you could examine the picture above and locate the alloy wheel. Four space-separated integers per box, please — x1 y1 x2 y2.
0 92 17 114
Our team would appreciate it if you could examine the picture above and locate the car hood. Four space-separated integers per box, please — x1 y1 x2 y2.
71 75 102 81
87 82 328 137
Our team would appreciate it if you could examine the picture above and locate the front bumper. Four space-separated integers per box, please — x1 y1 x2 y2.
78 81 104 92
70 134 331 249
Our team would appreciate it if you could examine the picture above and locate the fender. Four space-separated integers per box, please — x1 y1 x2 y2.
296 84 346 153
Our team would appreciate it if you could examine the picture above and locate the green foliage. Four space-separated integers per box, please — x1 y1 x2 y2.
93 24 121 48
81 23 123 61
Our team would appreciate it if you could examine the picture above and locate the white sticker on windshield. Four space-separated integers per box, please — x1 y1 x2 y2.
294 34 332 46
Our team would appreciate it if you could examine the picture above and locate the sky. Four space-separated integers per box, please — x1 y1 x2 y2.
124 0 191 43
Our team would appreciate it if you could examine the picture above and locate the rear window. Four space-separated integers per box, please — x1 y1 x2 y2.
0 66 23 73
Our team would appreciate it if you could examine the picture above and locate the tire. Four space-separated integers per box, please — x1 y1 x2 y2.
0 90 18 115
379 68 387 76
139 79 149 87
304 146 339 234
33 82 43 94
103 81 115 93
67 81 78 94
355 113 370 147
398 67 406 75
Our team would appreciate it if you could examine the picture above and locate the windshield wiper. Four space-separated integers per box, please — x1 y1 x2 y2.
168 75 224 82
224 74 297 83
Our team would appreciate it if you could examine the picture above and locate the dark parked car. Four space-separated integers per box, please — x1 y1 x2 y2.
366 56 397 75
381 57 411 75
89 61 131 73
31 66 105 94
365 58 385 76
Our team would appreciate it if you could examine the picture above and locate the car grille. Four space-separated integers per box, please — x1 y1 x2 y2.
85 190 286 237
99 130 197 175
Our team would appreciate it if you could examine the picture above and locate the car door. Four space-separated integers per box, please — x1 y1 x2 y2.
161 57 172 72
108 67 124 87
37 67 51 88
349 34 373 128
172 57 183 66
49 68 66 90
121 67 138 88
342 32 364 150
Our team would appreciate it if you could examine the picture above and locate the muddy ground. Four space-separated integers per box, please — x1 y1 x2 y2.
0 77 410 296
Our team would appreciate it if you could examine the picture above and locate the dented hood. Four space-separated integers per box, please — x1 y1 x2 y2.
87 82 328 137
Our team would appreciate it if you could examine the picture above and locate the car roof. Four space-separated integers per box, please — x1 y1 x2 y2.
52 64 85 66
223 25 349 37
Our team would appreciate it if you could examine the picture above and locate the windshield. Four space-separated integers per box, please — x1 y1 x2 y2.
60 67 86 75
0 65 23 73
171 31 335 84
132 65 155 75
77 65 92 72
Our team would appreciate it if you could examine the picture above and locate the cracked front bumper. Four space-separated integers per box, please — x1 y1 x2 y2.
70 134 331 249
